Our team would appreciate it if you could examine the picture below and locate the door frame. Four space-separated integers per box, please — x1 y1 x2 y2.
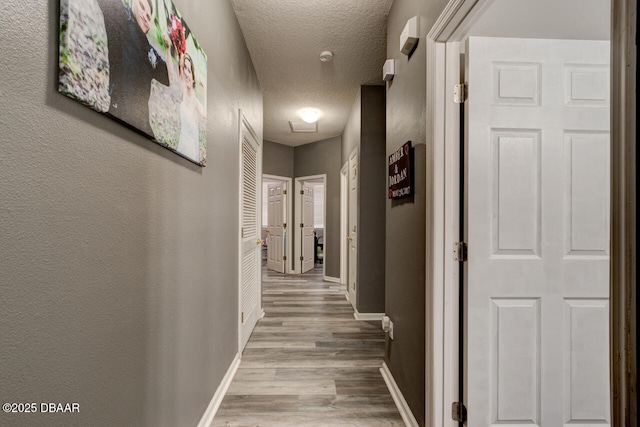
340 163 349 289
293 174 327 276
427 0 635 425
347 147 359 309
237 109 263 352
263 174 293 274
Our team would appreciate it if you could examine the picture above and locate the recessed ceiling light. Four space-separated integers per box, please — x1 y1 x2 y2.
300 108 320 123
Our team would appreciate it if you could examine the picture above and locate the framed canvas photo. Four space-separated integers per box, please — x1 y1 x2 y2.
59 0 208 166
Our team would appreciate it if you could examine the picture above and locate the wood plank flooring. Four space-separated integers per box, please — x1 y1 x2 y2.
213 266 404 427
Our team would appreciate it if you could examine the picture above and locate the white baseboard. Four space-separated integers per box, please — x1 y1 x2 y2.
197 353 241 427
380 362 419 427
323 276 341 283
353 310 385 321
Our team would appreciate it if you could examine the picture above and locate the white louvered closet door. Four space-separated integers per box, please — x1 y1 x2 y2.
239 114 262 351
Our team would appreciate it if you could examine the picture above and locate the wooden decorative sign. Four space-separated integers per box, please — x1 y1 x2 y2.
388 141 412 199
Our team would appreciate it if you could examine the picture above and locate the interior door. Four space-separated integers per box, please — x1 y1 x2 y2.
348 149 358 307
267 182 285 273
301 183 315 273
465 37 610 426
240 117 262 351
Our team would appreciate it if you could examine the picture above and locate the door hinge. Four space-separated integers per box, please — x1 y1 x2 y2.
283 190 287 195
283 223 287 229
241 227 244 238
454 83 468 103
300 223 304 228
451 402 467 424
453 242 468 262
300 190 304 195
241 312 245 323
300 256 304 261
283 255 287 261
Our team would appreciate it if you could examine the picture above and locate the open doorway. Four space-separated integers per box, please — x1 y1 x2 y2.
294 175 327 276
428 0 613 425
262 175 293 274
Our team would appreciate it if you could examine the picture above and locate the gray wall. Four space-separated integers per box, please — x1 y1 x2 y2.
342 88 361 165
342 86 387 313
385 0 446 424
358 86 386 313
263 139 294 177
294 136 342 278
0 0 262 426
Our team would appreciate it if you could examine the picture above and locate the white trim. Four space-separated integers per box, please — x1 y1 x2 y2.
197 353 241 427
237 111 244 353
263 174 293 274
426 36 448 427
380 362 420 427
323 276 341 283
427 2 479 424
340 162 348 288
441 40 463 427
293 174 327 276
353 310 384 321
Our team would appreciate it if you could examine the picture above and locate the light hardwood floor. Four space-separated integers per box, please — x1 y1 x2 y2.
212 265 404 426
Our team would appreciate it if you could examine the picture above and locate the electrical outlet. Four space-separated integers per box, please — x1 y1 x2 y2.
381 316 394 340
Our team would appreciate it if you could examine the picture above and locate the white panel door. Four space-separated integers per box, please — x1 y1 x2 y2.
240 118 262 351
267 182 285 273
301 184 315 273
465 37 610 426
348 149 358 307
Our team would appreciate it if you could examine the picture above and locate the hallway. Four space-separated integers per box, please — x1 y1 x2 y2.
213 267 404 426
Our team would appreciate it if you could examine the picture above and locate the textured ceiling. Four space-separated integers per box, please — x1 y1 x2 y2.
230 0 393 147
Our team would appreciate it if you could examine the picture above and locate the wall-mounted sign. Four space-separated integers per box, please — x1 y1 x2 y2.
388 141 412 199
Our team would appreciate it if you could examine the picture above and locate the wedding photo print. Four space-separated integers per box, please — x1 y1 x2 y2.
59 0 208 166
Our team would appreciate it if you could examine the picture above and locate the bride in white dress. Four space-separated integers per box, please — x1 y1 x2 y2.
176 53 206 163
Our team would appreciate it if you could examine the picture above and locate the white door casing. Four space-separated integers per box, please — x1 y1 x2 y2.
465 37 610 426
301 183 315 273
267 182 285 273
348 149 358 308
239 112 262 352
341 163 348 288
